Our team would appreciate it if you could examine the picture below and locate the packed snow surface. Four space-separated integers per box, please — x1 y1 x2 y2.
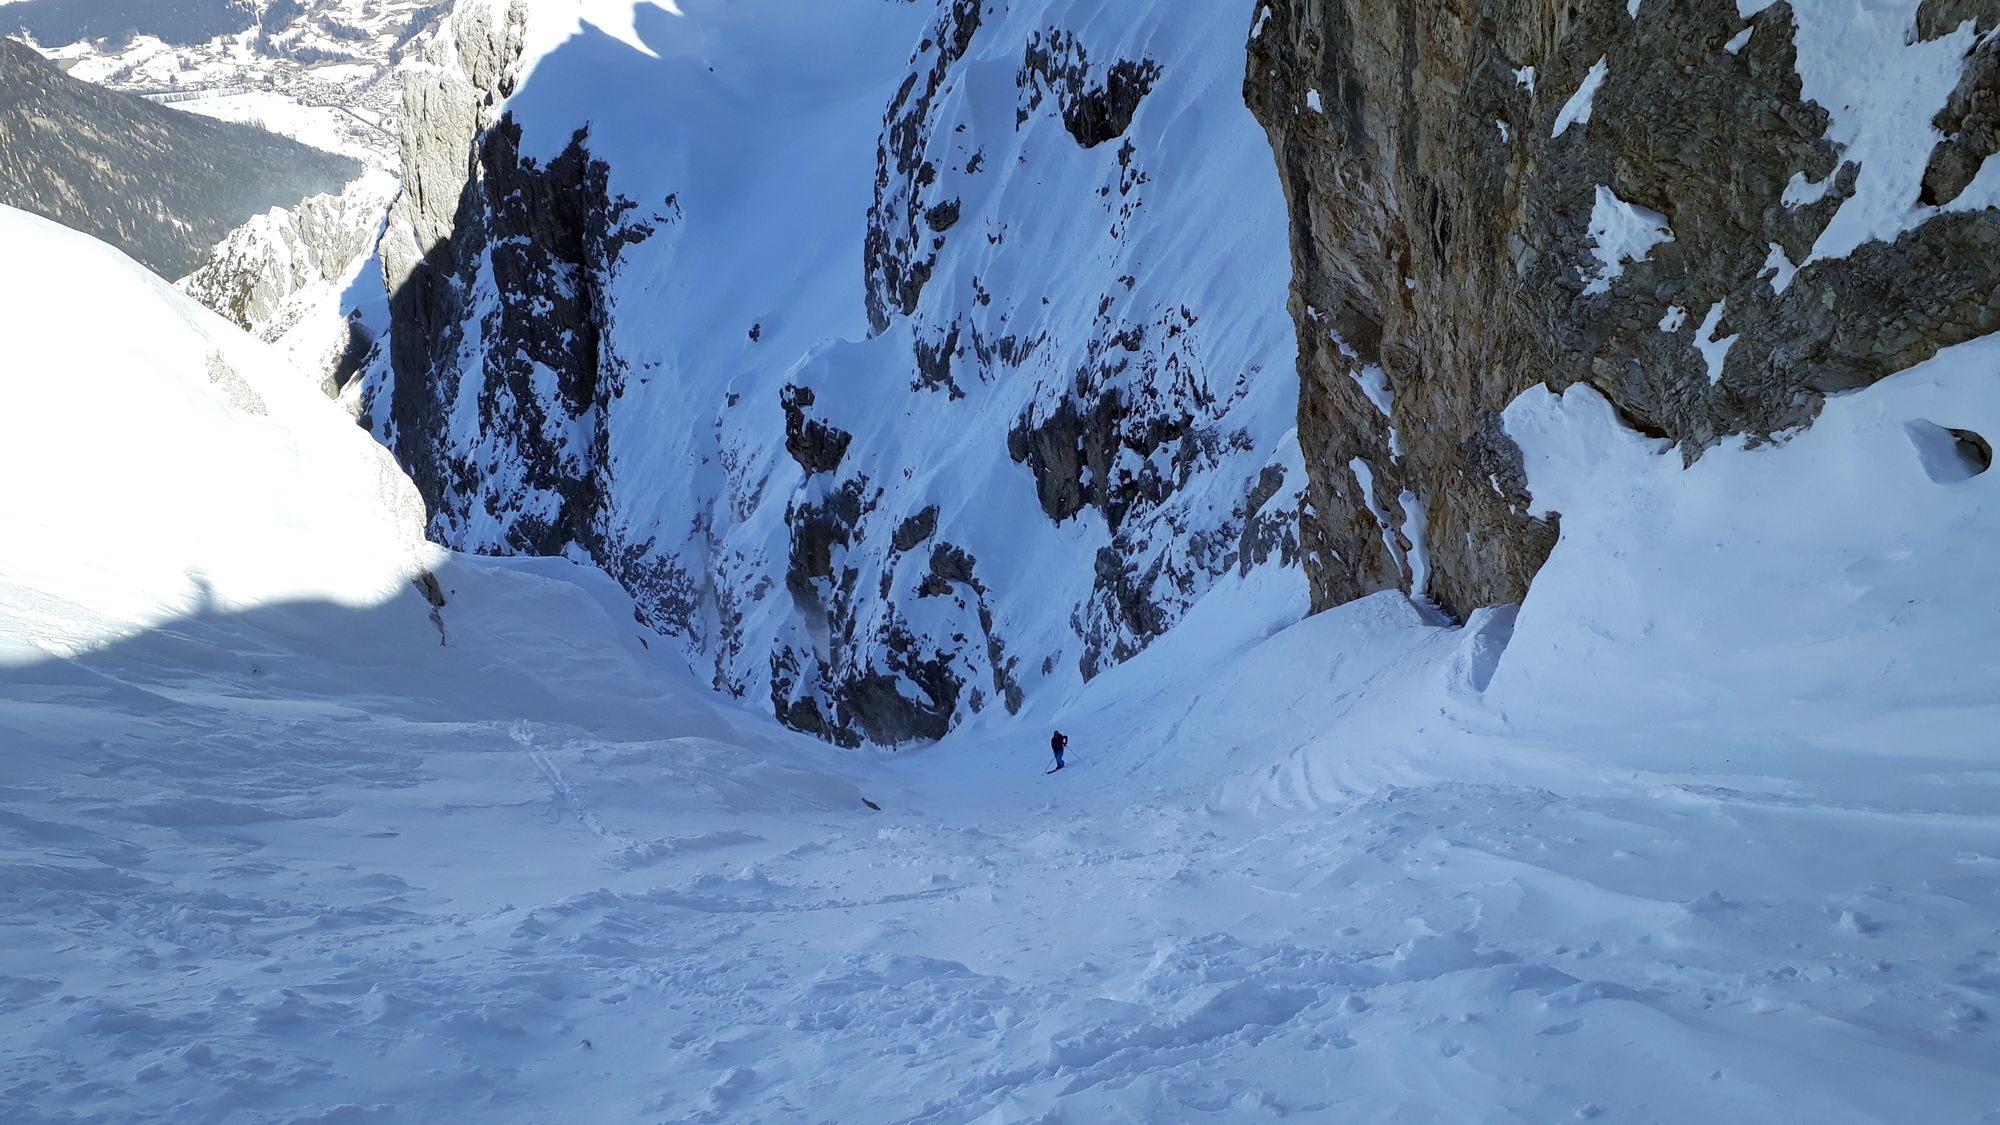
5 200 2000 1119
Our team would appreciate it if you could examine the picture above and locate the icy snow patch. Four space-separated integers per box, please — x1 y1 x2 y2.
1349 458 1411 580
1942 150 2000 215
1724 26 1754 54
1305 88 1323 113
1783 168 1837 207
1693 301 1738 384
1581 186 1674 296
1347 365 1403 457
1658 305 1687 333
1513 64 1537 93
1785 7 1980 262
1552 57 1607 137
1351 365 1394 418
1397 489 1431 596
1759 241 1799 294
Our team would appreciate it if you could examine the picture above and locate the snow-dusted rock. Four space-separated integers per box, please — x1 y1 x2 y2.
362 0 1302 745
1248 0 2000 617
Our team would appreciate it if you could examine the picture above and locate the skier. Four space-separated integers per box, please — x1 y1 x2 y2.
1048 729 1068 773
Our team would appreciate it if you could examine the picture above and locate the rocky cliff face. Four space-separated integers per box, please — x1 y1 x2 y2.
367 0 652 562
841 0 1300 720
1248 0 2000 619
361 0 1302 746
179 172 399 396
357 0 2000 743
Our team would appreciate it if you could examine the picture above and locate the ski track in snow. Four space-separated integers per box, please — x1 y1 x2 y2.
3 546 1997 1123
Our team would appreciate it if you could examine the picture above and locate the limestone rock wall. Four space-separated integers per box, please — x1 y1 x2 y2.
179 172 399 396
1248 0 2000 618
366 0 654 562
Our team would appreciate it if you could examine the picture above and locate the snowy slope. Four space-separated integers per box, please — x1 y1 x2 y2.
366 0 1303 745
2 325 1996 1122
0 204 437 664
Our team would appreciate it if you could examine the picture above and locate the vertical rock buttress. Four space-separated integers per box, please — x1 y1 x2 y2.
368 0 651 561
1249 0 2000 619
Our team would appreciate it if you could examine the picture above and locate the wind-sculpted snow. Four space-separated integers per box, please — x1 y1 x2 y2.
0 205 437 663
2 327 1998 1120
364 0 1303 744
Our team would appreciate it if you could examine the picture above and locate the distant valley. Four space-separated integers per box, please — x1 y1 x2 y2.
0 35 359 279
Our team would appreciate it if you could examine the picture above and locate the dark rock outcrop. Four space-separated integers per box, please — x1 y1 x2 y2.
1922 31 2000 207
1019 28 1162 149
781 385 854 476
892 505 940 552
864 0 983 335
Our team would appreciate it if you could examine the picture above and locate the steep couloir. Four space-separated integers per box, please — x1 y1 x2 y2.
361 0 1302 746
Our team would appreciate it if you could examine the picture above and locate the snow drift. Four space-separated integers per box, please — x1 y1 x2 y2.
0 204 438 663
